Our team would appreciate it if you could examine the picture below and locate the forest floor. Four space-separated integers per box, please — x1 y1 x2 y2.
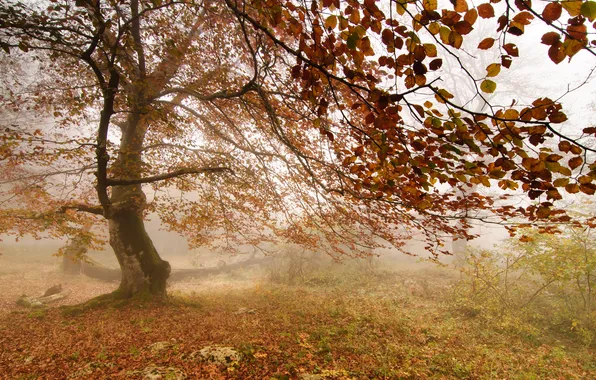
0 248 594 379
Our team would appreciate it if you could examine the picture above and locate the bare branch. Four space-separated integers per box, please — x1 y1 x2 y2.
107 167 234 186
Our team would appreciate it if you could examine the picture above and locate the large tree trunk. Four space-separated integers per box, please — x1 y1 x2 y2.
106 111 171 298
108 184 171 298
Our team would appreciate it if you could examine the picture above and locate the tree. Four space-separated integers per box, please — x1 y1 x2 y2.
1 0 595 299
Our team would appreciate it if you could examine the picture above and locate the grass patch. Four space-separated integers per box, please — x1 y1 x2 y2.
1 264 594 379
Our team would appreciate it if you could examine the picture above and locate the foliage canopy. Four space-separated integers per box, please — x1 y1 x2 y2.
0 0 596 294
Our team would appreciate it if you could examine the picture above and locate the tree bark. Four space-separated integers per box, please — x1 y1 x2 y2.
101 107 169 298
108 184 171 298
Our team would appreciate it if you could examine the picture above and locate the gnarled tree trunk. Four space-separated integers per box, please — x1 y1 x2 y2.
105 107 171 298
108 184 170 299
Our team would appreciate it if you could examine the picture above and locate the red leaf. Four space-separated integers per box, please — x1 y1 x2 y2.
559 141 572 153
541 32 561 45
501 55 513 68
567 24 588 41
429 58 443 70
413 61 428 75
477 3 495 18
454 20 473 35
548 43 565 64
503 43 519 57
514 0 532 11
542 2 562 23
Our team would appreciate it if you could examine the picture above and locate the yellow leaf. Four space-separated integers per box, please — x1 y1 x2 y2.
439 26 451 44
324 15 337 30
581 1 596 21
424 43 437 57
486 63 501 77
396 0 408 15
561 0 582 16
480 79 496 93
428 22 440 35
423 0 438 11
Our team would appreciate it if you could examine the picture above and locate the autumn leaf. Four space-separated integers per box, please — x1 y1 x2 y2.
548 43 566 64
486 63 501 77
477 3 495 18
569 156 583 170
541 32 561 45
347 32 359 49
429 58 443 70
503 43 519 57
453 0 469 12
548 112 567 123
324 15 337 30
563 39 585 58
513 11 534 25
559 141 572 152
561 0 583 16
480 79 497 93
424 43 437 57
542 3 563 22
581 1 596 21
454 21 473 35
464 9 478 25
478 37 495 49
501 55 513 68
580 183 596 195
567 24 587 41
423 0 438 11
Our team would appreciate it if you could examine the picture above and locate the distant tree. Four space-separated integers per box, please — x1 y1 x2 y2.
1 0 595 299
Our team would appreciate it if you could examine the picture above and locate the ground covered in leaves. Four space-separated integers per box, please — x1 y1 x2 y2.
0 251 594 379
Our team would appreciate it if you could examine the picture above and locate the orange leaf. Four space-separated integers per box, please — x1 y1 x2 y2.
513 11 534 25
453 0 469 12
464 9 478 25
569 156 583 169
565 183 580 193
477 3 495 18
580 183 596 195
478 37 495 49
548 112 567 123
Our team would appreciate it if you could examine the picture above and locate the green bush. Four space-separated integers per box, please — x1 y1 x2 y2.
453 217 596 345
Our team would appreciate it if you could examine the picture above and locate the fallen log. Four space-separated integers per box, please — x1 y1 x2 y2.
78 256 273 283
17 289 69 308
169 256 273 282
81 260 121 282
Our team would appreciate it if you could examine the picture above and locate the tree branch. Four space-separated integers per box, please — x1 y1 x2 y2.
57 203 104 215
106 167 234 186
